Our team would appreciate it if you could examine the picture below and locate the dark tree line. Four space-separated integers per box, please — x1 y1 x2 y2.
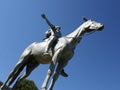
12 79 38 90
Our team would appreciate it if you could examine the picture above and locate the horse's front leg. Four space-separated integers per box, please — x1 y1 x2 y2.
48 61 68 90
41 49 62 90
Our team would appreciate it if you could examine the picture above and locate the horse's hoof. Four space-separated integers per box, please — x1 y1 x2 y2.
0 85 4 90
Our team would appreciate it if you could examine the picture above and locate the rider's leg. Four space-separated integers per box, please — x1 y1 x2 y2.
45 36 57 53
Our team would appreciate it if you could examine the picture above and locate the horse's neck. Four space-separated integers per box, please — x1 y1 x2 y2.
65 25 85 48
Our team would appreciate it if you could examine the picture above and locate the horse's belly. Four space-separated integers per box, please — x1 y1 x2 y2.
34 54 52 64
59 48 74 62
31 42 52 64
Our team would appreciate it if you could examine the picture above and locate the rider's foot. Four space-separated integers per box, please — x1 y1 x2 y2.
61 69 68 77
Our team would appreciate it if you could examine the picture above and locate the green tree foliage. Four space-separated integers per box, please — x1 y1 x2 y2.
12 79 38 90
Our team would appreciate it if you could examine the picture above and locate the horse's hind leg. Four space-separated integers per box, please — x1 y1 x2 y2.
8 63 25 86
0 61 24 89
0 49 31 89
17 58 39 82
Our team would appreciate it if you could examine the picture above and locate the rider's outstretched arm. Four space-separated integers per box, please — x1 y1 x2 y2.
41 14 56 32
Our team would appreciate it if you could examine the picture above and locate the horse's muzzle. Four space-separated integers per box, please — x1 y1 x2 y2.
98 24 104 31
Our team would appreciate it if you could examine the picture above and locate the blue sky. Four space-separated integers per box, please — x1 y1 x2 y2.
0 0 120 90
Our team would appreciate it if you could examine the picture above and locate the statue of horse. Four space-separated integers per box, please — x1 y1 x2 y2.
0 17 104 90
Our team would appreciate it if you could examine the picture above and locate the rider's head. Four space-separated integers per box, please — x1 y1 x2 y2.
55 26 61 31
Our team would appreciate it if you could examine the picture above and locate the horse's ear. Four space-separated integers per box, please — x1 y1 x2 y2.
83 17 88 22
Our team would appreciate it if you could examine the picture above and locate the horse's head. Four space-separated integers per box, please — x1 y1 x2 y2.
82 17 104 33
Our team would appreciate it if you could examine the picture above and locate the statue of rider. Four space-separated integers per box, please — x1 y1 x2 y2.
41 14 68 77
44 25 61 54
